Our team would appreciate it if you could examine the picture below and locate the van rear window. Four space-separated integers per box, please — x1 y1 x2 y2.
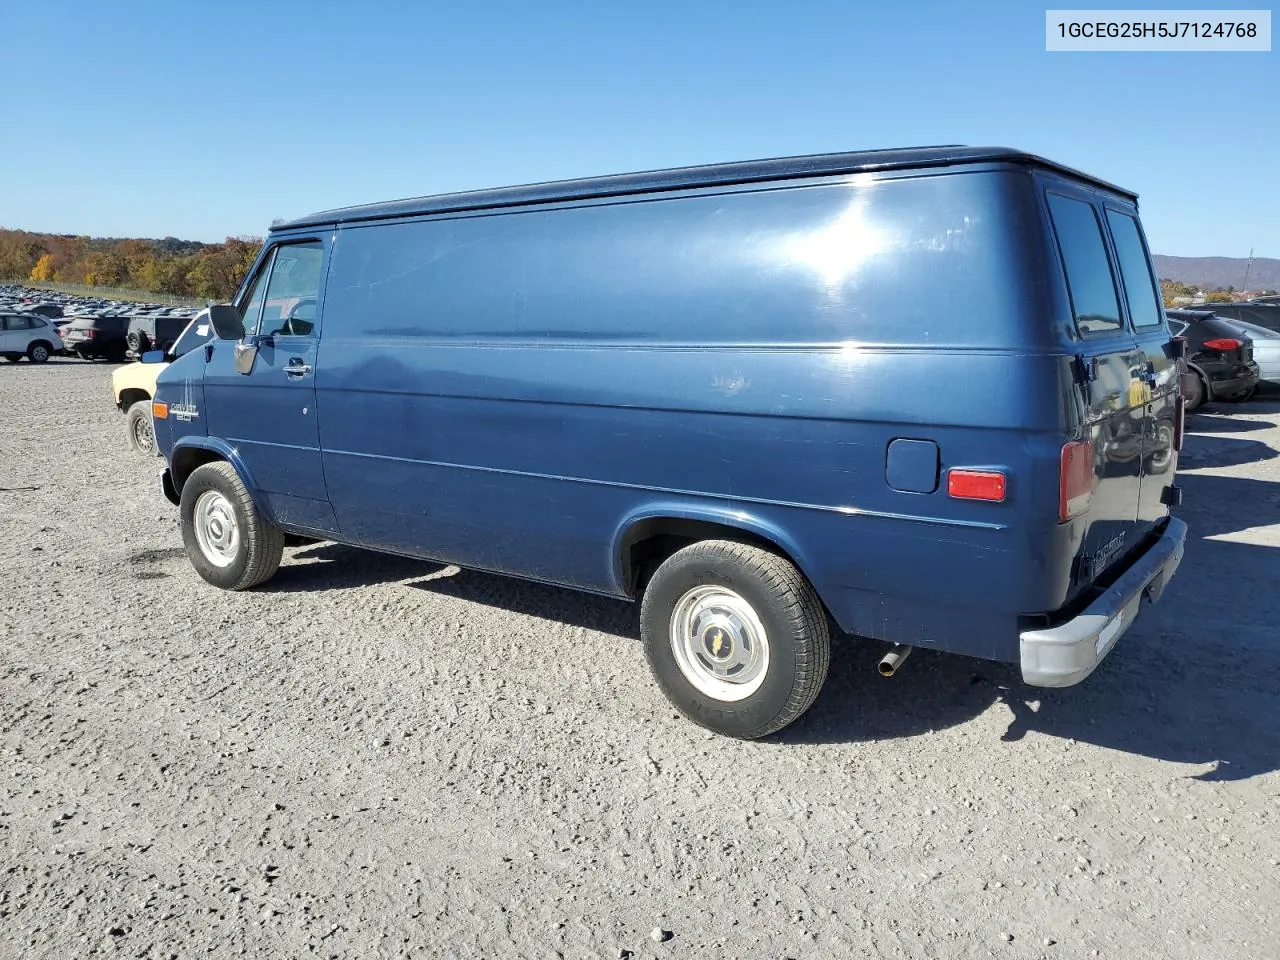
1106 210 1162 328
1047 194 1122 337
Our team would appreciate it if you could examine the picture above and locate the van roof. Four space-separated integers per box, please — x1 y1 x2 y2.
275 145 1137 231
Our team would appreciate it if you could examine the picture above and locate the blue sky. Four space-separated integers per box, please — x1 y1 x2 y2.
3 0 1275 257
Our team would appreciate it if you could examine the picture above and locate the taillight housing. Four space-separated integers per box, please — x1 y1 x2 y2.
83 329 96 339
1202 337 1241 351
1060 440 1093 522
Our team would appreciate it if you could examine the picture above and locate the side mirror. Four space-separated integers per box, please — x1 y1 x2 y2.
140 350 166 364
208 303 245 341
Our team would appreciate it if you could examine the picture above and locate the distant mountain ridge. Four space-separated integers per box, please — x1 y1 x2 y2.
1153 255 1280 292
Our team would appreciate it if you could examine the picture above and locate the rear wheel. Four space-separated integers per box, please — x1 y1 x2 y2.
1224 384 1258 404
180 462 285 590
640 540 830 739
1182 370 1206 411
27 342 51 364
125 401 156 455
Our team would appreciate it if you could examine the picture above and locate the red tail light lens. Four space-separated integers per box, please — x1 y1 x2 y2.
1060 440 1093 522
947 469 1007 502
83 329 96 339
1202 338 1241 351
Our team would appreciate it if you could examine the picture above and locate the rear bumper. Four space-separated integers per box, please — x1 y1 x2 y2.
1020 517 1186 687
1207 362 1259 398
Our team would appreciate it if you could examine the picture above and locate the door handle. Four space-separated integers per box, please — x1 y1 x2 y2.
285 362 312 378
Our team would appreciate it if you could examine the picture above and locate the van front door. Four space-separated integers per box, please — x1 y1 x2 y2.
203 237 338 534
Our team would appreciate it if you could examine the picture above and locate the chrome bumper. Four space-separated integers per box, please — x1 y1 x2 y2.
1020 517 1187 687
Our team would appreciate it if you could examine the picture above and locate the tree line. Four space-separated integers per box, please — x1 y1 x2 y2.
1160 278 1275 305
0 229 262 301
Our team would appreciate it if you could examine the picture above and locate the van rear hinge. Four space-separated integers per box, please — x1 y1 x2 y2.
1072 354 1097 384
1161 484 1183 507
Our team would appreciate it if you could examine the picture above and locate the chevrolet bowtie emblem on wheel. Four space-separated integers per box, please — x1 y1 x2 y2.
711 630 725 656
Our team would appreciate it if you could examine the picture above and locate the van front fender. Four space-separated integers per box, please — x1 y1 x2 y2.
168 437 268 514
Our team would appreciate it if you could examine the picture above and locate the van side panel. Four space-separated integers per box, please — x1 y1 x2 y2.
316 170 1063 661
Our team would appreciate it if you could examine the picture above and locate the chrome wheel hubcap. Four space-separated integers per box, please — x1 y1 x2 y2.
193 491 239 567
134 415 154 452
670 586 770 701
32 346 47 361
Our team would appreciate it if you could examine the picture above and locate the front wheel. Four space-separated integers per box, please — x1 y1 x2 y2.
180 462 285 590
640 540 830 739
125 400 156 455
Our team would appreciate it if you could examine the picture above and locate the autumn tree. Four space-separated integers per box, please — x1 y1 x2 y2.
29 253 55 282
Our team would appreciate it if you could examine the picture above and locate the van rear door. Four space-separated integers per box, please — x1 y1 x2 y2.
1102 205 1178 530
1045 188 1147 591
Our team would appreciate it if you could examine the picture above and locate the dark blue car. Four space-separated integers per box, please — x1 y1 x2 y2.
152 146 1186 738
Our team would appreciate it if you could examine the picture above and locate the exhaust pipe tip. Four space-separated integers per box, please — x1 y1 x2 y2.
878 644 913 678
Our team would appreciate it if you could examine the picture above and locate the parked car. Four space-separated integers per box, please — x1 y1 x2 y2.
25 303 64 319
125 314 190 357
1230 320 1280 389
1193 300 1280 334
153 146 1186 738
1165 309 1261 405
60 316 130 361
113 313 215 454
0 312 60 363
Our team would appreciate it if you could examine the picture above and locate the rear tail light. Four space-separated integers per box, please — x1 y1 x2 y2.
947 469 1007 502
82 329 96 339
1060 440 1093 522
1202 338 1241 351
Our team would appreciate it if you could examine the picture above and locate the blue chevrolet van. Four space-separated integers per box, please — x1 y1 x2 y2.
152 146 1186 738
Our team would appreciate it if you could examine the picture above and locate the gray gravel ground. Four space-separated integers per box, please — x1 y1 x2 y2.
2 358 1278 960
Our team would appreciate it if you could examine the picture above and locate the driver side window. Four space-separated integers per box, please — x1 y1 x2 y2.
260 242 324 337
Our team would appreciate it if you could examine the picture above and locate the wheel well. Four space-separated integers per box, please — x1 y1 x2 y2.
171 448 226 493
117 388 151 412
621 518 792 597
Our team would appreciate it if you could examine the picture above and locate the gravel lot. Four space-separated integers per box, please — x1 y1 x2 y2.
2 358 1278 960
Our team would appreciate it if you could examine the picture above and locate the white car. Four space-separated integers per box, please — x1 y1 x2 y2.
1232 320 1280 387
0 312 60 363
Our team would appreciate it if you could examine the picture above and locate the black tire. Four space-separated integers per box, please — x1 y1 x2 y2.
27 341 51 364
180 461 285 590
640 540 830 739
126 330 150 354
1183 370 1206 412
125 400 156 455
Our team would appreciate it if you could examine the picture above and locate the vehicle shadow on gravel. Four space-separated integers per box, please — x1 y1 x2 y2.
786 472 1280 781
1186 412 1274 434
1178 433 1277 469
277 542 639 635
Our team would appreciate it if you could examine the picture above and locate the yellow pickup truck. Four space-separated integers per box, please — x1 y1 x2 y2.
111 312 212 455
